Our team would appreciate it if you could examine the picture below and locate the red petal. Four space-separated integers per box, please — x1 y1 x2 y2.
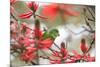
52 51 60 57
27 2 38 11
72 50 79 56
80 44 88 53
38 38 53 49
27 2 33 8
19 11 33 19
26 47 37 53
33 3 38 11
19 11 33 17
23 37 35 47
34 28 43 39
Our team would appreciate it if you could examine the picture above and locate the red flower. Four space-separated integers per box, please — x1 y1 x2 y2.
49 42 68 64
52 51 60 57
34 27 43 39
26 2 38 12
18 21 54 49
20 47 37 62
71 50 95 62
38 38 53 49
19 10 33 19
72 50 82 60
86 54 95 62
34 20 43 39
80 38 88 54
23 37 34 47
60 42 68 59
41 4 79 21
34 22 53 49
17 34 34 47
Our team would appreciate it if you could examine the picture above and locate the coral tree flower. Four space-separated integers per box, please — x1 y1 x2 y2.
38 38 53 49
12 1 38 19
19 2 38 19
34 26 53 49
71 50 95 62
80 38 88 54
17 20 53 49
34 19 43 39
22 37 34 47
34 27 53 49
26 2 47 19
34 19 54 49
49 42 68 64
41 3 79 21
20 47 37 62
26 2 38 12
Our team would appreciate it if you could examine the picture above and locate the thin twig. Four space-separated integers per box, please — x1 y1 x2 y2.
11 13 18 21
54 42 61 50
82 26 95 33
65 26 86 35
84 7 94 31
86 7 95 20
35 14 48 19
86 38 95 53
49 48 56 52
